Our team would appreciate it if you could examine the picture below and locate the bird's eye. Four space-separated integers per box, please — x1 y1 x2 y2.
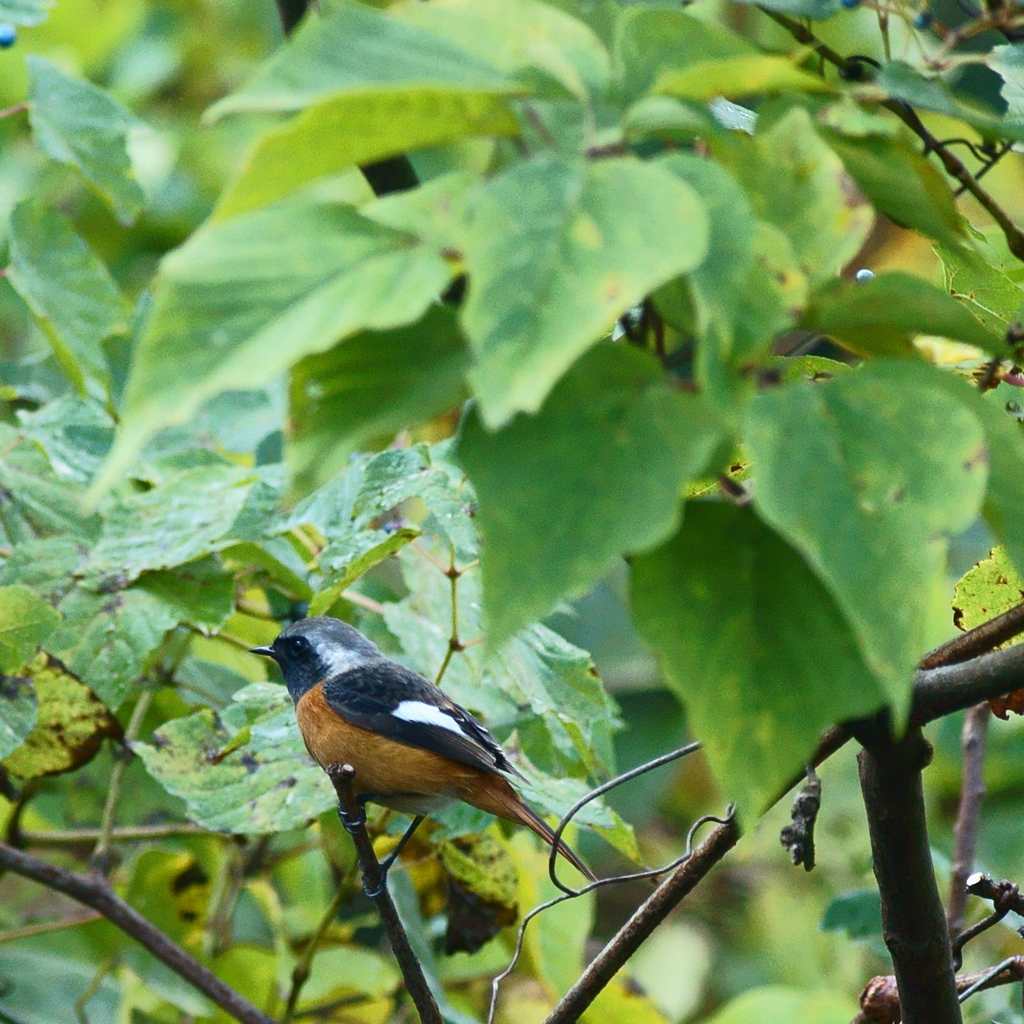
285 636 309 654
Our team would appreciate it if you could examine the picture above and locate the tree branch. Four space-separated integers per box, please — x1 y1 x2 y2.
325 764 443 1024
20 823 205 846
856 956 1024 1023
946 704 990 936
543 815 740 1024
857 729 962 1024
0 841 275 1024
911 640 1024 724
759 7 1024 261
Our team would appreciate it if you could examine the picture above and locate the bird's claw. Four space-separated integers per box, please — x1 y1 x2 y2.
337 806 366 836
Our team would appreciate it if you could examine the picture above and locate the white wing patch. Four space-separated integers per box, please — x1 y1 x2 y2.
392 701 467 736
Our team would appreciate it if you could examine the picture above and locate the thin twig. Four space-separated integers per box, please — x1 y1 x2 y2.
0 103 27 120
0 841 276 1024
326 764 443 1024
759 7 1024 261
92 687 155 872
20 823 205 845
920 598 1024 669
0 911 101 944
947 704 990 937
543 813 740 1024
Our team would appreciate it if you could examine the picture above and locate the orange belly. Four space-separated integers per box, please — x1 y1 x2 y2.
295 682 490 808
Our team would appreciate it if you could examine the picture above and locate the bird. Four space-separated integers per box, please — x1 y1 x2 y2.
251 616 595 890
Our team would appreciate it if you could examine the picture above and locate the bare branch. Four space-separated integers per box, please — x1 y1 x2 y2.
911 641 1024 724
857 957 1024 1023
20 823 205 846
326 764 443 1024
921 599 1024 669
0 841 275 1024
946 704 990 937
543 814 740 1024
857 729 962 1024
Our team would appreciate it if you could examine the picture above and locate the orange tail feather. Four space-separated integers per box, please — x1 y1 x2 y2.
466 776 597 883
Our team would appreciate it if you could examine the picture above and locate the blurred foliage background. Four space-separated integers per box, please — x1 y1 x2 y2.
2 0 1024 1022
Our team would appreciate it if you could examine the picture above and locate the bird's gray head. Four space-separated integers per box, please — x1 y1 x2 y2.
251 617 381 700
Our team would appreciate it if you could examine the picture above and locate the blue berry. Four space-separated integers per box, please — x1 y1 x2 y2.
0 23 16 47
840 0 861 10
855 268 876 283
913 9 933 28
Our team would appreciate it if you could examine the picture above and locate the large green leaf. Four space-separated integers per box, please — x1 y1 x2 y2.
133 682 337 833
288 306 470 495
206 0 511 118
987 45 1024 119
935 237 1024 337
26 57 146 225
459 344 724 645
215 90 518 220
745 361 989 711
654 55 832 102
705 986 857 1024
632 504 884 813
0 584 60 673
802 272 1003 356
95 200 453 493
953 547 1024 636
392 0 610 99
822 132 966 248
869 62 1024 142
734 0 841 18
2 653 121 779
16 397 115 486
84 465 271 583
5 202 126 396
612 7 752 101
0 674 36 762
718 107 873 284
461 154 709 427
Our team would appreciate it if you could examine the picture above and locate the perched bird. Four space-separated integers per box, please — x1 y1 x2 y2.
251 616 594 886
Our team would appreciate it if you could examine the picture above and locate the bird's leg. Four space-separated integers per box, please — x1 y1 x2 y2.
364 815 426 900
337 796 368 836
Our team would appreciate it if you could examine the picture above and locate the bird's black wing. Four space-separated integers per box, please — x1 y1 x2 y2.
321 659 516 778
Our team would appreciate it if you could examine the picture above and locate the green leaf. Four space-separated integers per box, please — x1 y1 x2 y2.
822 132 966 248
288 306 470 495
745 360 989 711
45 585 180 709
459 344 724 645
632 504 883 813
719 107 873 284
136 559 236 630
206 0 511 118
16 396 115 485
705 986 857 1024
821 890 883 940
0 538 84 604
612 7 752 102
0 674 36 762
134 682 337 832
987 45 1024 120
0 423 100 544
953 547 1024 635
734 0 841 18
0 0 52 26
869 62 1024 142
85 465 272 583
297 946 401 1007
0 584 60 673
95 200 452 493
215 90 518 220
2 652 121 779
309 527 420 616
393 0 611 100
26 56 146 225
462 154 709 427
935 237 1024 337
6 201 126 396
802 272 1003 357
655 55 833 102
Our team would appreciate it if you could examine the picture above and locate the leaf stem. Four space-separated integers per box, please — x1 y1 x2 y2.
20 823 205 845
0 911 101 944
91 686 155 872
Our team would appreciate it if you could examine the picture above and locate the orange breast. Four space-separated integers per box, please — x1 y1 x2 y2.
295 682 488 804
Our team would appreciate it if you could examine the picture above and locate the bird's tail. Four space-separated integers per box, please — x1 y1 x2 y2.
467 776 597 883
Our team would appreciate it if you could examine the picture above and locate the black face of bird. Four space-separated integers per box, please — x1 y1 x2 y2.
251 616 381 700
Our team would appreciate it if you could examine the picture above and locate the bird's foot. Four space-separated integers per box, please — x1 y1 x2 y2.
337 805 366 836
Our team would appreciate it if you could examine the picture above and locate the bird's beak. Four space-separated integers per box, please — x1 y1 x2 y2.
250 645 275 658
